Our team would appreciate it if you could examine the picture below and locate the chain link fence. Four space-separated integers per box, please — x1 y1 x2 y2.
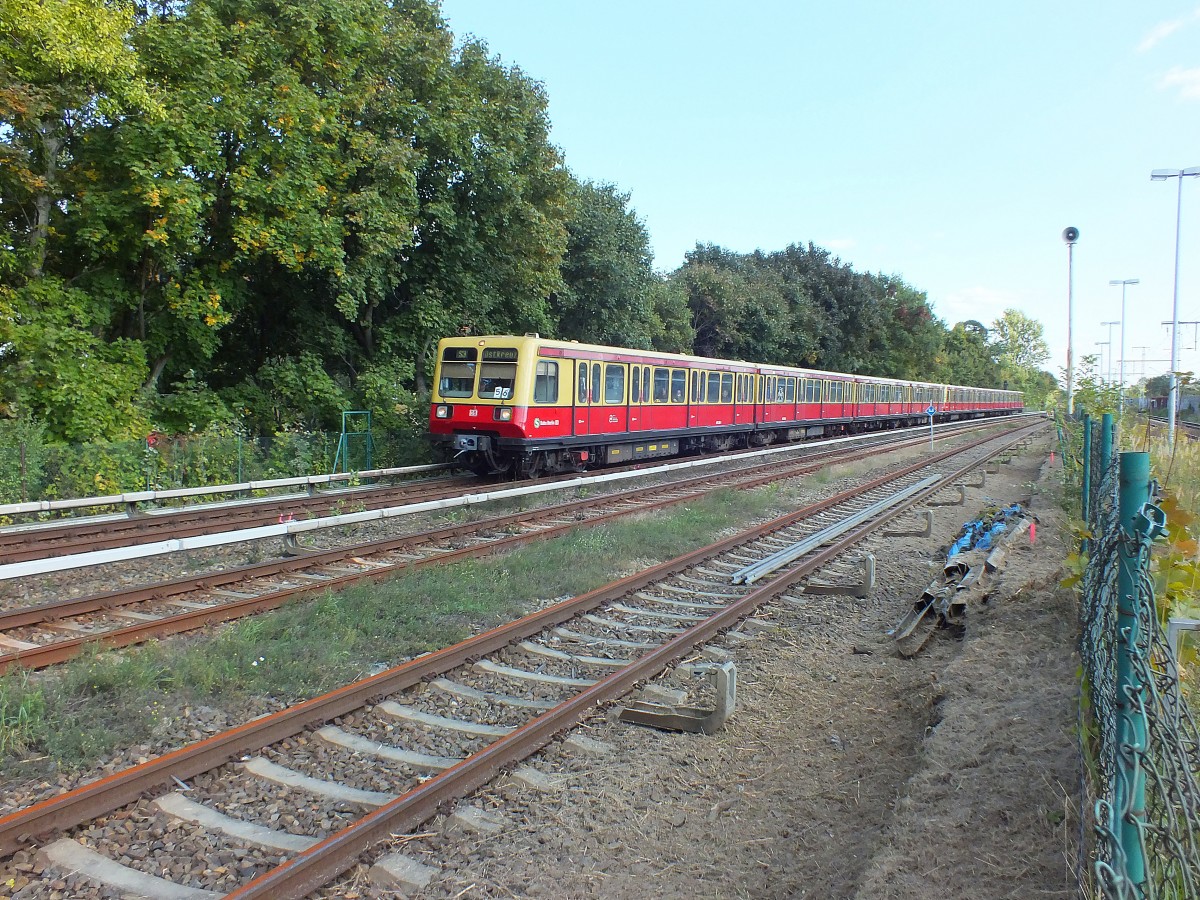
1077 415 1200 898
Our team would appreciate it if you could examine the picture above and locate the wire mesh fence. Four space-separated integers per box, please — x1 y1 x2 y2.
1078 416 1200 898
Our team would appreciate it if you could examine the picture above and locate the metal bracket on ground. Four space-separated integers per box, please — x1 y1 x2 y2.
618 662 736 734
883 510 932 538
891 562 974 657
962 471 986 488
803 554 875 598
928 484 966 507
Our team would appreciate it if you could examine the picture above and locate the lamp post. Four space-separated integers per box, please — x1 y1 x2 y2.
1101 321 1120 384
1063 227 1080 415
1151 167 1200 443
1109 279 1138 412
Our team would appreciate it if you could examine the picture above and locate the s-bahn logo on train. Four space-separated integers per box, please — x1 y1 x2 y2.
533 417 559 428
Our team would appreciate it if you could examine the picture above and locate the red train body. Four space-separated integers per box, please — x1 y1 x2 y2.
429 335 1023 477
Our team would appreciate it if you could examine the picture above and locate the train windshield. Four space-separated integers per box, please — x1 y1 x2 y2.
479 363 516 400
439 362 476 398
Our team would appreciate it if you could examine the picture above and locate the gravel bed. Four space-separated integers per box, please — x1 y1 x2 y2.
76 800 282 892
400 684 539 729
491 644 623 680
451 667 581 704
194 764 362 836
258 733 424 796
350 713 493 759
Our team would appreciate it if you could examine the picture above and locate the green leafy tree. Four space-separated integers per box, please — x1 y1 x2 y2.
991 308 1055 403
553 178 658 347
0 0 155 276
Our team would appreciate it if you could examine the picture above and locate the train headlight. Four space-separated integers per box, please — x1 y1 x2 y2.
435 405 451 418
494 407 513 422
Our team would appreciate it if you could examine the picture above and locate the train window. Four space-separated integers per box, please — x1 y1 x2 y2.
479 362 516 400
691 371 701 403
831 381 843 403
577 365 588 404
720 373 733 403
672 369 686 402
707 372 721 403
641 367 650 404
604 364 625 403
631 367 641 403
438 362 476 398
757 376 765 404
534 361 558 403
765 376 775 402
652 368 670 403
591 363 601 404
784 377 795 403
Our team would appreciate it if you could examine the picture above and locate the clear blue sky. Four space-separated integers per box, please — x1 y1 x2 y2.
439 1 1200 386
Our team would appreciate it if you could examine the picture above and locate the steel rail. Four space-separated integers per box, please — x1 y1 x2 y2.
0 422 1009 673
0 421 1043 857
0 416 1021 567
225 421 1045 899
0 476 482 564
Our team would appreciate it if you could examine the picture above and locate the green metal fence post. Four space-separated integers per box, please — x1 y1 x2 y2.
1100 413 1113 477
1082 414 1092 525
1116 450 1150 891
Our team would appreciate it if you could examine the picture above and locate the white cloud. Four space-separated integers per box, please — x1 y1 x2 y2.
1137 8 1200 52
1158 66 1200 99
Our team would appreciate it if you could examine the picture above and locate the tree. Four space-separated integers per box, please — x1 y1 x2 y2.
0 0 155 276
552 178 657 347
991 309 1054 403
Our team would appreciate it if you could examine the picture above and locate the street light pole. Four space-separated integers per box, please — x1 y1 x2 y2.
1151 167 1200 444
1063 227 1080 415
1101 321 1119 384
1108 279 1138 412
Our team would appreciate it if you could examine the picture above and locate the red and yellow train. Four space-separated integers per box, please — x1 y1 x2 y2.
429 334 1023 477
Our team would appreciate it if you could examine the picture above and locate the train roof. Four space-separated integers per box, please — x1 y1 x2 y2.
438 334 1020 395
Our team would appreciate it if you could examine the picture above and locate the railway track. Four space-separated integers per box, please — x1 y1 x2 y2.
0 420 1043 898
0 421 1014 674
0 474 481 565
0 418 1020 566
1146 415 1200 440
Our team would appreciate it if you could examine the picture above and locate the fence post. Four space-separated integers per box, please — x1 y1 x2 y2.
1116 450 1150 891
1100 412 1113 477
1082 414 1092 525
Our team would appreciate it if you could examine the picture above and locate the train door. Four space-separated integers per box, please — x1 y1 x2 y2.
689 370 703 427
572 360 591 436
629 365 652 432
589 362 627 433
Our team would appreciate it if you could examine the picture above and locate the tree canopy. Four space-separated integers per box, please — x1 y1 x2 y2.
0 0 1056 444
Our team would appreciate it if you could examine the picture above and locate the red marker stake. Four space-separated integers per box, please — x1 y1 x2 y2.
1029 521 1037 544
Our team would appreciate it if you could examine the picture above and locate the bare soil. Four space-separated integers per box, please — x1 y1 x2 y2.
341 431 1081 899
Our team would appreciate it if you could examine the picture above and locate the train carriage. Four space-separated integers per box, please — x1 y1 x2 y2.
429 334 1024 477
